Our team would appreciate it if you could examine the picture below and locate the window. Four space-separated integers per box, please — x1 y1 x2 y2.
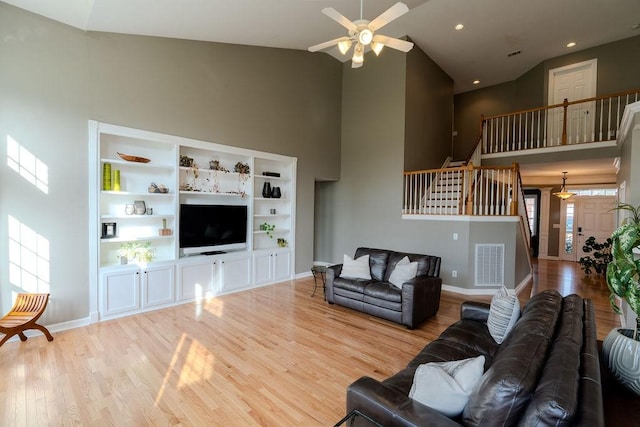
525 196 537 235
564 203 574 255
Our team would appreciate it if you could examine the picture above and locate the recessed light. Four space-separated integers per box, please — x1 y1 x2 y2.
566 42 577 48
473 80 480 85
455 24 464 31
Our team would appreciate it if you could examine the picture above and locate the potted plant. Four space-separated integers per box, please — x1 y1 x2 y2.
603 203 640 395
259 223 275 239
578 236 612 275
118 241 154 264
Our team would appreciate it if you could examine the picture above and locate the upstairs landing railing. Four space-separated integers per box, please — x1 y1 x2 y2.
482 89 640 155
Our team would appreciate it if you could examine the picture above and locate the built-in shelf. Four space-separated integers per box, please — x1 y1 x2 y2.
254 175 289 182
253 229 290 235
253 214 290 218
102 191 174 197
101 214 175 220
253 197 289 201
100 235 174 243
101 158 174 170
178 190 248 197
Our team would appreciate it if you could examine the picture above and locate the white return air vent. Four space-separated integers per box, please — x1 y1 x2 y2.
475 244 504 287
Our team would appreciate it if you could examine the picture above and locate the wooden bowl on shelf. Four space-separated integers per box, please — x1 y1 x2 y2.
117 152 151 163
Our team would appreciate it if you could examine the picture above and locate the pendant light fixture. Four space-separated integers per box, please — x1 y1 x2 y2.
553 172 577 199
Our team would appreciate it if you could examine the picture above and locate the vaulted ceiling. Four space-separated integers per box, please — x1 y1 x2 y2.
4 0 640 93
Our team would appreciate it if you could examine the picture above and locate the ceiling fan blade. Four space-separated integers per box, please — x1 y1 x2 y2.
308 36 350 52
372 34 414 52
322 7 358 32
368 2 410 32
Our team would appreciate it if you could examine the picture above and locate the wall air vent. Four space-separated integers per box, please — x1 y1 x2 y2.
475 244 504 286
507 50 521 57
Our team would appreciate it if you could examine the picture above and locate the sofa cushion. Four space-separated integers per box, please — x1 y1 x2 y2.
355 248 390 281
463 290 563 426
520 294 584 426
487 286 520 344
340 254 372 280
364 282 402 303
389 256 418 287
384 251 441 281
409 356 485 418
332 277 372 294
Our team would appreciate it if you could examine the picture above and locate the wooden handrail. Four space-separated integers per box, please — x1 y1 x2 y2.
483 88 640 121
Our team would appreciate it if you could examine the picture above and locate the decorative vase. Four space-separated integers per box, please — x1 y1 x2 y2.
271 186 281 199
262 182 272 198
602 326 640 396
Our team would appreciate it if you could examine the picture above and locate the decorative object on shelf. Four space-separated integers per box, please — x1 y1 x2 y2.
234 162 250 175
277 238 288 248
209 160 229 172
159 218 173 236
148 182 169 193
118 241 154 263
134 200 146 215
120 255 128 265
262 182 272 198
180 155 194 167
271 186 282 199
118 152 151 163
103 163 112 190
113 169 121 191
262 172 281 177
270 208 277 215
602 203 640 396
146 208 153 215
578 236 612 275
101 222 117 239
125 204 135 215
260 223 276 238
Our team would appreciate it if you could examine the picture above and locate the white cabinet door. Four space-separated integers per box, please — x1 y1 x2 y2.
101 267 140 317
253 252 274 285
221 254 252 292
273 250 292 282
177 259 214 301
142 264 175 308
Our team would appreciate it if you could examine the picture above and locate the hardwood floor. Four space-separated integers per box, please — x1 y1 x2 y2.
0 259 620 426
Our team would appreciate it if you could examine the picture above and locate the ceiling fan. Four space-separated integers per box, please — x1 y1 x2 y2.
308 0 414 68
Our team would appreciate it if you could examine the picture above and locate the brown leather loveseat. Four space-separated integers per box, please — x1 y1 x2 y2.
326 247 442 329
346 290 604 426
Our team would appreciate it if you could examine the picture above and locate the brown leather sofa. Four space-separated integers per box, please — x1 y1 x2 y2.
346 290 604 426
326 247 442 329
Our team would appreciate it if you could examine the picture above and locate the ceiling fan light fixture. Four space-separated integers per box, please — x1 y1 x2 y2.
338 39 352 55
352 44 364 64
358 28 373 45
553 172 577 199
371 41 384 56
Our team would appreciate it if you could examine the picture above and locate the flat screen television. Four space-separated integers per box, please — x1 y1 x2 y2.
180 204 248 255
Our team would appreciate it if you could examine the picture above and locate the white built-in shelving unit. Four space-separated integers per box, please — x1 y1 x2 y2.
89 121 296 321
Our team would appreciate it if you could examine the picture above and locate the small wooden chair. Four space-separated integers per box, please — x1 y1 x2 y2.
0 293 54 347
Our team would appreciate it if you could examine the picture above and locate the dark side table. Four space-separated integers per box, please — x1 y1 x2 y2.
311 265 327 299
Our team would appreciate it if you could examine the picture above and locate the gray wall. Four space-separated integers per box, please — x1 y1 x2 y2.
315 45 528 290
404 43 454 171
0 3 342 324
454 34 640 160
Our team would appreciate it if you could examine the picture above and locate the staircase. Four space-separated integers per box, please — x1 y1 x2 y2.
420 161 465 214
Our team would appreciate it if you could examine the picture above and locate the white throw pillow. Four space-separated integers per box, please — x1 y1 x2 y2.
339 254 371 280
409 355 485 418
487 286 521 344
388 256 418 288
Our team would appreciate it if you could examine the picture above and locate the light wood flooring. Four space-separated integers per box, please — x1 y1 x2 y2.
0 259 620 426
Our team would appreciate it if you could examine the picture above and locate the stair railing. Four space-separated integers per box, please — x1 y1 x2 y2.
404 162 524 218
482 89 640 155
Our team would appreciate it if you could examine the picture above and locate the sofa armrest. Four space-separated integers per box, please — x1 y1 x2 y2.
460 302 491 322
401 275 443 328
325 264 342 304
347 376 461 427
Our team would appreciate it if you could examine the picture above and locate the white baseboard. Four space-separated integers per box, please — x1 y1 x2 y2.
441 284 497 296
3 316 91 344
296 271 312 279
515 273 533 296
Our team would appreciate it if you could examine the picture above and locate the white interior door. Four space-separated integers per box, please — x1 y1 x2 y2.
575 197 616 261
548 59 597 145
